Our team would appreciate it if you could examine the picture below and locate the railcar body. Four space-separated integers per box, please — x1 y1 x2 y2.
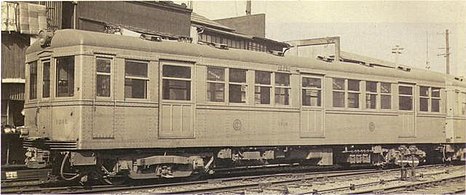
23 29 466 182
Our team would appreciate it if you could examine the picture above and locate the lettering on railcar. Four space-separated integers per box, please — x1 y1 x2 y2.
278 119 289 127
55 119 68 125
277 65 290 72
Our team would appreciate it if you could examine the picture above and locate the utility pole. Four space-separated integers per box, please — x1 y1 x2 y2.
392 45 404 66
425 31 430 69
438 29 451 74
445 29 450 74
246 0 251 15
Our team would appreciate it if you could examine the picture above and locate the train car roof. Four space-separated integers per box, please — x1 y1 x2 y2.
27 29 456 84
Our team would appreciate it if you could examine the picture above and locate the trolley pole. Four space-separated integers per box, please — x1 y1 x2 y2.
392 45 404 67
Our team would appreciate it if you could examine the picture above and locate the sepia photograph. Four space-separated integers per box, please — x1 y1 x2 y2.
1 0 465 193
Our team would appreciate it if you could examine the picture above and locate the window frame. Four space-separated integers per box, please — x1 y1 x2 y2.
125 59 149 99
302 76 322 107
431 87 441 112
398 84 414 111
161 62 192 102
365 81 378 110
275 72 291 106
254 70 272 105
380 82 392 110
228 68 248 104
347 79 361 109
56 56 75 98
206 66 226 103
332 78 346 108
419 86 441 113
419 86 430 112
42 60 51 98
461 92 466 116
29 61 38 100
331 78 361 109
95 56 113 98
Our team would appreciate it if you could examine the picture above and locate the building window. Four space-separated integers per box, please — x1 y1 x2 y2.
56 56 75 97
366 81 377 109
332 78 345 107
162 65 191 100
29 61 37 100
399 85 413 110
42 61 50 98
302 77 321 106
347 80 360 108
229 68 247 103
125 60 148 99
207 66 225 102
275 73 290 105
255 71 271 104
381 82 391 109
96 57 111 97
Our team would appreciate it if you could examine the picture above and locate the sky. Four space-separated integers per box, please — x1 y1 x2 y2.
179 1 466 77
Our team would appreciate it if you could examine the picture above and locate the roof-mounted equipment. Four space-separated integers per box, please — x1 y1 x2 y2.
397 65 411 72
140 34 162 42
207 42 229 50
269 50 284 57
38 30 54 48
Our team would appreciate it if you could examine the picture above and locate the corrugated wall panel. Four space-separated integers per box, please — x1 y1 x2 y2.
76 1 191 36
1 32 29 80
40 1 62 29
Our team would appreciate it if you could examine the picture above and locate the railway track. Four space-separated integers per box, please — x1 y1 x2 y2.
1 164 462 194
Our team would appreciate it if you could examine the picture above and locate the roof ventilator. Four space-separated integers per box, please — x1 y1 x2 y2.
140 34 162 42
208 42 229 50
397 65 411 72
269 50 284 57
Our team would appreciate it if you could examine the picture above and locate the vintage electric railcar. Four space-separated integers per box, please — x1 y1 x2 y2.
22 29 466 183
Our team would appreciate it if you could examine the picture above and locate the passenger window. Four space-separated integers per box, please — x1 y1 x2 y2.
275 73 290 105
462 93 466 115
229 69 247 103
419 86 429 112
255 71 271 104
125 60 148 99
29 61 37 100
347 80 360 108
302 77 321 107
96 57 111 97
366 81 377 109
380 82 391 109
42 61 50 98
431 87 440 112
419 86 441 112
332 78 345 107
56 56 75 97
162 64 190 100
207 66 225 102
399 85 413 110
